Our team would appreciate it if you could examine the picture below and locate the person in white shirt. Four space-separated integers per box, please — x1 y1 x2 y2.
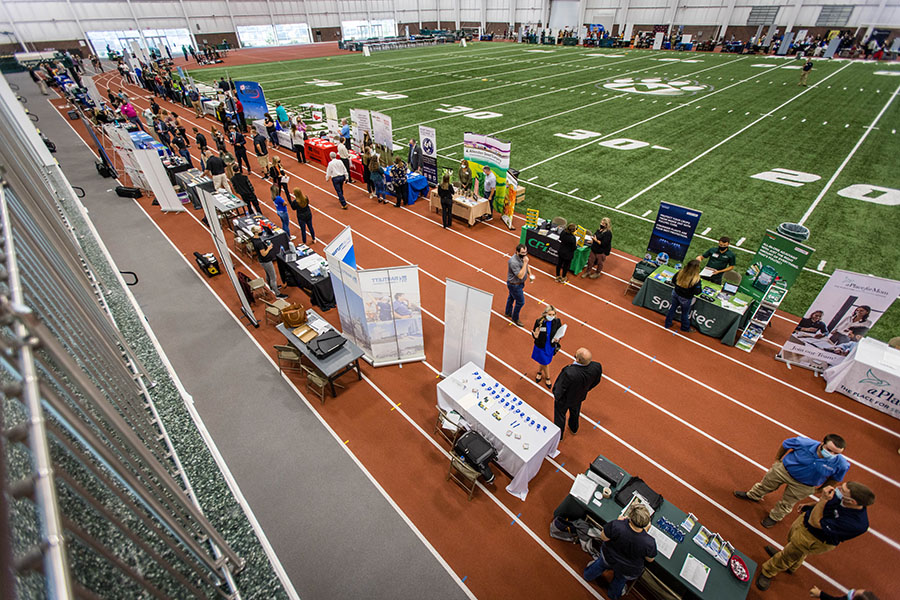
337 138 353 183
325 152 349 209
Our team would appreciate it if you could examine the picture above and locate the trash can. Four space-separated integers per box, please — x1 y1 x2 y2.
777 222 810 242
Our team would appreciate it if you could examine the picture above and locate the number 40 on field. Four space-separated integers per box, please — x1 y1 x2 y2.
751 168 900 206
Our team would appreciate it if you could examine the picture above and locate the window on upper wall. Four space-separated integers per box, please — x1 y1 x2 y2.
341 19 398 41
237 25 277 48
816 6 854 27
275 23 312 45
746 6 780 26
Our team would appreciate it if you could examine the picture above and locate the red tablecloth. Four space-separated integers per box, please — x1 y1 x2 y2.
305 138 337 166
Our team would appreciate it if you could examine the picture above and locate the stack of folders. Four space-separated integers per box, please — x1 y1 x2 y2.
693 526 734 565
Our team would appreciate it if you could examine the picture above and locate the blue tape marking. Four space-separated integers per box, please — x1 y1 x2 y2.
511 512 521 525
651 355 656 363
461 576 467 583
554 462 566 472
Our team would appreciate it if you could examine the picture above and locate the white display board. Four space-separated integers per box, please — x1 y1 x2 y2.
371 111 393 149
133 148 184 212
653 32 665 50
441 279 493 376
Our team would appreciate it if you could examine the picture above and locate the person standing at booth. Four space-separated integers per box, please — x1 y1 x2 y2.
695 236 735 284
556 224 578 283
583 504 657 599
458 160 473 194
582 217 612 278
664 259 702 332
482 166 497 220
437 173 455 228
532 305 562 388
250 226 286 299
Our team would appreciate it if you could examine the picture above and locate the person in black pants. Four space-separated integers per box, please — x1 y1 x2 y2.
228 166 260 215
268 156 290 199
229 126 251 174
289 187 316 245
664 259 702 332
552 347 603 439
556 223 578 283
390 157 408 207
437 173 455 228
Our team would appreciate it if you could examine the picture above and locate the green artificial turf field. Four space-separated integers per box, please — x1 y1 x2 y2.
192 43 900 340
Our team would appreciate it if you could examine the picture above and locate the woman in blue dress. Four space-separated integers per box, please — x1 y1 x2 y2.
532 305 562 388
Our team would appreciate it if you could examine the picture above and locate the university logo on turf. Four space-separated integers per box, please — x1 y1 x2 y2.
601 78 711 96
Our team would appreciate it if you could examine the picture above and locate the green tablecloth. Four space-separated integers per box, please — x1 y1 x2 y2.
519 226 590 274
561 456 756 600
632 266 755 346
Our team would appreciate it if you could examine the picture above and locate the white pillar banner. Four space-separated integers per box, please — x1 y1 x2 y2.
442 278 493 376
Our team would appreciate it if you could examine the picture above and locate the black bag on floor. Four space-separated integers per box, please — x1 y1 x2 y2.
193 252 220 277
454 430 497 484
115 186 142 198
96 161 113 178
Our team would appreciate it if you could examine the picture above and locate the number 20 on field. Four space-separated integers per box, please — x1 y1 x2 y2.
751 168 900 206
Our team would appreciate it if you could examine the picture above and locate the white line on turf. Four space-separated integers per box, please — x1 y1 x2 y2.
590 194 602 201
568 188 579 194
736 237 746 246
817 260 827 271
798 81 900 226
547 182 558 188
615 61 853 209
526 175 539 181
642 209 652 217
702 227 712 235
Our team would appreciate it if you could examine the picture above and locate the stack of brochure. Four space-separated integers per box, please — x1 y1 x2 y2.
693 526 734 565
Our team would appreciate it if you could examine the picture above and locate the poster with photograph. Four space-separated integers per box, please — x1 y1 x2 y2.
359 266 425 366
351 108 372 150
644 202 702 265
371 111 393 149
324 103 339 138
778 270 900 370
739 230 814 302
324 227 371 356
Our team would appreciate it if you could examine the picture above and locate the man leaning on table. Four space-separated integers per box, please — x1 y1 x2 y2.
756 481 872 591
583 504 657 599
695 236 736 285
734 434 850 528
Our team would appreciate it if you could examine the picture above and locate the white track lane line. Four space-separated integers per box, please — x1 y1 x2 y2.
615 61 853 209
86 82 884 584
798 81 900 225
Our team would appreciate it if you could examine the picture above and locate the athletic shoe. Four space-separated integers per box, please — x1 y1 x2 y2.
761 516 778 528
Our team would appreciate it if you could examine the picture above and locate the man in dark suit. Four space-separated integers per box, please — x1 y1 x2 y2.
552 348 603 439
407 138 422 173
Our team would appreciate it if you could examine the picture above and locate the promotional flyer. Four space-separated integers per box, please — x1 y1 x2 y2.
778 270 900 370
738 230 814 302
644 202 702 264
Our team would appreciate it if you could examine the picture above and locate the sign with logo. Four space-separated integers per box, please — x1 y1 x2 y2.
824 339 900 421
645 202 702 265
739 230 814 302
463 132 511 214
418 125 438 186
778 270 900 371
234 81 268 121
601 77 711 96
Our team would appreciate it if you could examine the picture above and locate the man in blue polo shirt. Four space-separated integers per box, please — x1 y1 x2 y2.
756 481 872 591
734 434 849 528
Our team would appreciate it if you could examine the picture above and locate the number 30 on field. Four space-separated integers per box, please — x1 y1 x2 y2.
751 168 900 206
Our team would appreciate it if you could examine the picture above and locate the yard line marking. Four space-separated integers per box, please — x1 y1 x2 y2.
518 57 751 172
547 182 559 188
590 194 602 201
702 227 711 235
651 145 670 151
798 81 900 226
642 209 652 217
817 260 827 271
446 151 456 157
736 237 746 246
615 61 853 209
568 188 579 194
526 175 539 181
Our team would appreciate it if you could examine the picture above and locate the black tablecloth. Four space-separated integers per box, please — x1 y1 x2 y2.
276 255 336 310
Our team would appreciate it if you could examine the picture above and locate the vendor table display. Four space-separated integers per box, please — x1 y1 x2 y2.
519 224 590 274
276 310 364 399
427 189 491 226
233 215 288 256
824 337 900 421
175 169 214 210
632 266 754 346
305 138 337 166
276 248 336 311
209 191 245 215
161 155 191 186
383 167 430 205
437 362 560 500
555 454 756 599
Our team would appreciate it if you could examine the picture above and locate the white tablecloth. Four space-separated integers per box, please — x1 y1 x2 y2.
437 362 560 500
824 338 900 421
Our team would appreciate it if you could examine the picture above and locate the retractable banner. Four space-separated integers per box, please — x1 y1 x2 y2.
351 108 372 150
324 227 371 355
358 266 425 366
644 202 702 265
418 125 438 186
777 270 900 371
324 103 339 138
463 132 511 215
442 279 493 375
371 111 393 148
738 230 814 302
234 81 268 121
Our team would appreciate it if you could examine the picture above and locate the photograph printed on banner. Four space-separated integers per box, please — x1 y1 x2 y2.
786 302 873 359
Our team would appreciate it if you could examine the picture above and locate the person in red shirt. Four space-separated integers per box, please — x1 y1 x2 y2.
234 96 246 132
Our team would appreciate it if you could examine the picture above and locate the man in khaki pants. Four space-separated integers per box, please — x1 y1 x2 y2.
734 434 849 528
755 481 872 591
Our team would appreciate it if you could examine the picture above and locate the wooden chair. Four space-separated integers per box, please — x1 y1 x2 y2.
434 407 462 447
447 455 480 500
301 364 342 403
261 298 289 325
274 344 302 374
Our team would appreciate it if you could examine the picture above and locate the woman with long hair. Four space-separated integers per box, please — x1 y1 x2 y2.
269 156 290 199
556 223 578 283
365 145 386 202
290 187 316 245
532 305 562 388
665 259 703 332
437 172 455 228
289 123 306 163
